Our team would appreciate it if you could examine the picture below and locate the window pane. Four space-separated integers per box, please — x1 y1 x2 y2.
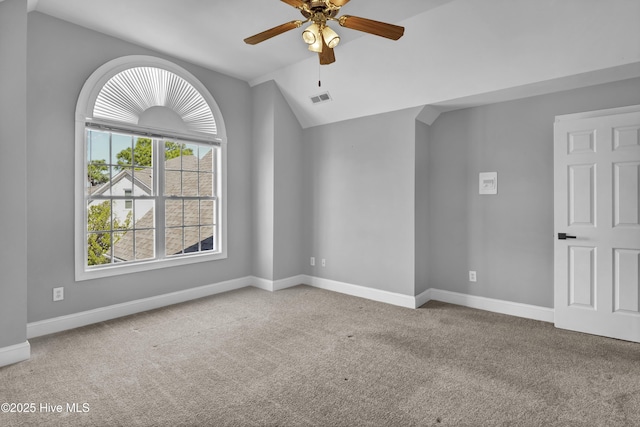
165 170 181 196
134 200 155 229
200 226 214 252
184 200 199 226
198 146 213 172
164 141 182 168
87 200 112 232
88 165 114 196
181 155 197 171
87 232 113 266
134 229 155 261
184 227 200 253
182 143 199 171
183 171 198 196
87 130 111 192
87 161 110 193
111 133 133 165
116 167 134 193
113 229 133 262
112 209 132 231
166 227 183 256
87 130 103 162
133 137 153 168
199 172 213 197
133 167 154 195
87 129 110 163
200 200 214 225
165 200 182 228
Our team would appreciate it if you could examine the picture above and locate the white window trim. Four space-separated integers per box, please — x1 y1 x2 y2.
75 56 227 281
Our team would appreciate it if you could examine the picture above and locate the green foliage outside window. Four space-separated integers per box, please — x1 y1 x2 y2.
88 159 109 185
115 138 192 169
87 201 131 266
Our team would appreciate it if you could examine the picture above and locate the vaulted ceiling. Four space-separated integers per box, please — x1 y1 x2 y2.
27 0 640 127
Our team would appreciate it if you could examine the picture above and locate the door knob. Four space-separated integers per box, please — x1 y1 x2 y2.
558 233 577 240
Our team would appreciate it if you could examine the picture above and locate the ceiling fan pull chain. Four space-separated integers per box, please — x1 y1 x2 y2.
318 62 322 87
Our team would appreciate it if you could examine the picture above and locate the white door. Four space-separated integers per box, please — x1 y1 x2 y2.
554 105 640 343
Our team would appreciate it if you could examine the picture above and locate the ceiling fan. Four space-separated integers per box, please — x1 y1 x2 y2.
244 0 405 65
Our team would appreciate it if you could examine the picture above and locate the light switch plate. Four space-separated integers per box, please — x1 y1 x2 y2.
479 172 498 195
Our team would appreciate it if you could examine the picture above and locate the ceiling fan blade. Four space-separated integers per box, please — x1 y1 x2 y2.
329 0 351 6
319 36 336 65
338 15 405 40
281 0 306 8
244 20 303 45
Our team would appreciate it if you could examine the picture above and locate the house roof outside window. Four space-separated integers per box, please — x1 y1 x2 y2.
101 150 214 262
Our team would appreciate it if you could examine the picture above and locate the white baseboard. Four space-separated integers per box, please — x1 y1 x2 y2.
427 288 554 323
293 282 552 322
26 274 554 340
306 276 416 309
250 276 274 292
415 288 432 308
250 275 414 308
249 275 307 292
0 341 30 368
273 274 308 291
27 276 254 339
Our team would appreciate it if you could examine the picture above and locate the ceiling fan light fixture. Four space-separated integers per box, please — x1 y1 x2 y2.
322 25 340 48
302 23 320 45
308 35 323 53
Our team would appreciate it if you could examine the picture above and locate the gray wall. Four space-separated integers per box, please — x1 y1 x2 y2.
414 120 430 295
302 107 421 296
26 12 253 322
426 77 640 307
251 82 275 280
0 0 28 348
273 85 304 281
251 81 304 281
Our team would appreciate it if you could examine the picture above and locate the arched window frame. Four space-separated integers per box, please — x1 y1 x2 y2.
75 55 227 280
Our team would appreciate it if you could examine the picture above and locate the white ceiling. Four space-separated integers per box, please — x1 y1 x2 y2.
28 0 640 128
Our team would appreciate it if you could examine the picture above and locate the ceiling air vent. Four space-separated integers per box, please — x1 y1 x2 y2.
310 92 332 105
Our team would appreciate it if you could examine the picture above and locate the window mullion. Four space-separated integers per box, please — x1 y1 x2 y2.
156 138 166 259
214 146 221 251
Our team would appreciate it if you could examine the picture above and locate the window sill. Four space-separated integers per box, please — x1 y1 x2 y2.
75 250 227 281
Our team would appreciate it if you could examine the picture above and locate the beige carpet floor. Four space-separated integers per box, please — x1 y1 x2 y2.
1 285 639 426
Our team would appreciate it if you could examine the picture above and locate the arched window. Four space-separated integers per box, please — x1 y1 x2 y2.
75 56 227 280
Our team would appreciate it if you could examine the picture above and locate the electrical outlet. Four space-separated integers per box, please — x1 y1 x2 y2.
53 287 64 301
469 271 477 282
310 257 315 266
321 259 326 267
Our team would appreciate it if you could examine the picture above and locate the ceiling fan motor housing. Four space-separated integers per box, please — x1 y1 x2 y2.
309 0 328 11
305 1 339 21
